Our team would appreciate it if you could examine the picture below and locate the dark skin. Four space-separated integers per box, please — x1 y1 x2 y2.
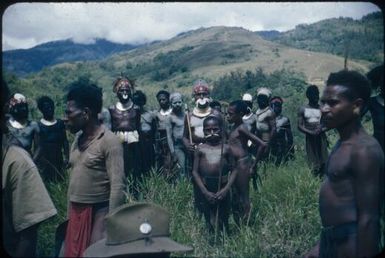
227 105 267 218
182 91 212 153
271 101 294 156
256 95 276 144
38 101 70 167
10 102 40 160
63 100 101 151
305 85 384 258
298 91 326 136
192 118 237 204
110 85 140 132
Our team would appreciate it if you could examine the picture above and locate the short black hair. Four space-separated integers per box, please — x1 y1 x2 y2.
66 81 103 115
326 70 371 106
203 115 222 127
229 100 248 114
133 90 147 106
156 90 170 99
306 85 319 98
366 64 383 90
37 96 54 111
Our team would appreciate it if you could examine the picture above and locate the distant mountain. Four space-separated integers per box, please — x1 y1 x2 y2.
255 30 281 40
2 38 139 76
256 11 383 63
4 25 375 110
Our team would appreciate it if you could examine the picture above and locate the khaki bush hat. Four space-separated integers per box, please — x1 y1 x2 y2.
83 202 193 257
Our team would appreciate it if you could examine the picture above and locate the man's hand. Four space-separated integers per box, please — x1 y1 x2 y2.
186 143 196 153
203 191 216 204
215 188 229 201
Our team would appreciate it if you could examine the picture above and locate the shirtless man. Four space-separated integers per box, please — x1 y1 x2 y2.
255 88 276 160
132 90 157 176
305 70 384 258
168 92 186 179
108 77 141 196
298 85 328 177
227 100 266 223
270 96 294 165
192 115 237 233
183 79 218 213
183 79 217 174
7 93 40 159
36 96 69 183
154 90 174 177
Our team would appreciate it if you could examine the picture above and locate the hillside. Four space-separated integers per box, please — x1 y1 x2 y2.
4 26 375 110
257 11 384 63
2 38 138 76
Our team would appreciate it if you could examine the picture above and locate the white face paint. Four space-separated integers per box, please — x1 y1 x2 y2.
122 93 129 100
196 97 211 109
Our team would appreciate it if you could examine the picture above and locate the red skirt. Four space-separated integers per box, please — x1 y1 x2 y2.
64 202 93 257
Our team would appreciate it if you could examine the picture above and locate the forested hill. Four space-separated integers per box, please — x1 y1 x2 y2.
2 39 139 76
4 25 375 112
256 11 384 63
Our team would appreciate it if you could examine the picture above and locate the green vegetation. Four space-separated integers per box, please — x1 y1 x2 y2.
269 12 383 63
37 151 323 257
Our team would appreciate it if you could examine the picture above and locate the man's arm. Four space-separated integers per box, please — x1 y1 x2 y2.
62 123 70 167
239 126 267 162
216 147 238 200
32 123 41 162
267 111 276 143
285 119 294 151
182 114 195 152
353 142 384 257
165 116 175 154
105 136 127 210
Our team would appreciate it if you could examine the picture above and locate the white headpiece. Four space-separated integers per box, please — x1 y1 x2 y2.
256 87 272 98
242 93 253 101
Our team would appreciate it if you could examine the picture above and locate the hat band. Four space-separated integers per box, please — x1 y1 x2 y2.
106 232 170 246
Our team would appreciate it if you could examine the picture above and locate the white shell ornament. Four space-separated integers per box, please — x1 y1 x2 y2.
139 222 152 235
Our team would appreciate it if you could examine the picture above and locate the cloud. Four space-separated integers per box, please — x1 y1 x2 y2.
2 2 381 51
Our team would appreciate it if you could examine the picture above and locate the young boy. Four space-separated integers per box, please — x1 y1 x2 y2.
227 100 266 223
192 115 237 233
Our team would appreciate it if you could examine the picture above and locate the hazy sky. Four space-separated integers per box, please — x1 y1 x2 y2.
2 2 381 51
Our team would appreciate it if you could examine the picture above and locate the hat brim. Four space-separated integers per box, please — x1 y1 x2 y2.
84 237 193 257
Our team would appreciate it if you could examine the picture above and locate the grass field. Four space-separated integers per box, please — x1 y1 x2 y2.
36 121 381 257
37 149 323 258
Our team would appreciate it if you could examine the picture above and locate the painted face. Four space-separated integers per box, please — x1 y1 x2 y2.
203 118 221 143
157 94 170 110
40 101 55 120
257 95 269 109
171 96 183 111
194 92 209 101
320 85 357 129
244 100 252 112
10 103 29 120
117 85 131 103
271 101 282 116
63 100 86 134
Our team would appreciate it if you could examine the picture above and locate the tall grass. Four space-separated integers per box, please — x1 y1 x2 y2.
37 150 322 257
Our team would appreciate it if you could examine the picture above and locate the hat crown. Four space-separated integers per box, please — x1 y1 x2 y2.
106 203 170 245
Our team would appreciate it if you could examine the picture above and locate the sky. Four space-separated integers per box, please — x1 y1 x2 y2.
2 2 382 51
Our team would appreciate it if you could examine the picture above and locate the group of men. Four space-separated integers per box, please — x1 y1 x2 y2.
2 64 384 258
